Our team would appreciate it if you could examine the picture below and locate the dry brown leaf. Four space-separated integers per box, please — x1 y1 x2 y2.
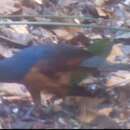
95 0 107 6
53 29 74 40
34 0 43 4
53 28 80 40
98 107 113 116
1 27 32 45
107 44 124 63
96 7 114 17
90 115 120 129
65 97 105 123
95 0 121 7
78 109 98 123
78 97 105 122
58 0 79 7
0 0 20 14
106 71 130 89
10 25 29 34
0 83 29 97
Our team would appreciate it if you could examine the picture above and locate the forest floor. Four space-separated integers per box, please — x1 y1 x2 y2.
0 0 130 129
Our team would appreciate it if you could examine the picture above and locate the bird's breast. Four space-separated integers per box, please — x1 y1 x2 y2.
23 65 72 97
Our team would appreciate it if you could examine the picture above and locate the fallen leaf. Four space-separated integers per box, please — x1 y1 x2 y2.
34 0 43 4
98 107 113 116
106 71 130 89
0 0 20 14
53 28 80 41
1 27 32 45
107 44 124 63
90 115 120 129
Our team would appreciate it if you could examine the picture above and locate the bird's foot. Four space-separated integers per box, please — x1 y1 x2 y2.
21 103 43 121
21 104 35 121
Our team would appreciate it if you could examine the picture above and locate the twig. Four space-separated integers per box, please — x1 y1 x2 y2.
0 15 99 20
0 15 114 23
0 21 129 32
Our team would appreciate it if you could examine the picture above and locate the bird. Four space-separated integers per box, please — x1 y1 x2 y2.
0 43 94 106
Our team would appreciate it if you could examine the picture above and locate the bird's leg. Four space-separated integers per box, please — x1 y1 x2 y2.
40 92 55 106
22 87 41 120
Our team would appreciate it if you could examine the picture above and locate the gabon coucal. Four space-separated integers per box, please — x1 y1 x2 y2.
0 43 93 105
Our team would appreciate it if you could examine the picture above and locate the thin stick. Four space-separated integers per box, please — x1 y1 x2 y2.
0 15 98 20
0 21 129 32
